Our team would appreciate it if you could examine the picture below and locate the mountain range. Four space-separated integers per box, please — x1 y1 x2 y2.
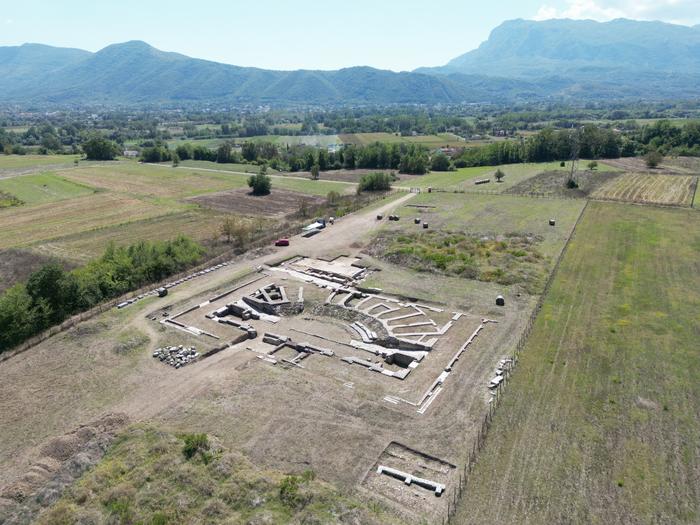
1 18 699 106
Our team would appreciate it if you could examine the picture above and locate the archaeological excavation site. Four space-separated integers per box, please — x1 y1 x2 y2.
0 191 570 524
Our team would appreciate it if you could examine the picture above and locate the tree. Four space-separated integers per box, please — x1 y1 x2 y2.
310 164 320 180
587 160 598 170
220 216 252 247
494 168 505 182
82 136 120 161
645 150 662 168
430 153 450 171
172 153 180 167
326 190 341 206
358 172 392 192
247 172 271 196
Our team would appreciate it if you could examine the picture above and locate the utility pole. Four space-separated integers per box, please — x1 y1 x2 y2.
568 125 581 187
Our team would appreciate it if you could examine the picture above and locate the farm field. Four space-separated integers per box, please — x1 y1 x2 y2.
235 134 341 147
0 154 80 172
396 161 620 192
30 210 228 262
62 163 249 199
339 132 466 148
0 193 174 250
0 172 97 205
591 173 697 206
453 202 700 524
178 160 280 174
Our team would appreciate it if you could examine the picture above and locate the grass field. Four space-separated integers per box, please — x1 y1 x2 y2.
0 172 97 205
167 135 342 149
454 202 700 524
339 132 466 148
62 164 249 200
177 160 280 174
396 161 621 192
371 192 585 295
0 154 80 170
391 193 585 260
591 173 697 206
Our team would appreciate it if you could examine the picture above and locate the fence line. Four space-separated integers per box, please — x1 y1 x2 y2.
442 199 590 524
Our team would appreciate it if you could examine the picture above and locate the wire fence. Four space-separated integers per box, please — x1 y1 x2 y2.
442 199 590 524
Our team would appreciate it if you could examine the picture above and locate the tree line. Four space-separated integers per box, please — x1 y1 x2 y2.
0 237 204 352
143 140 431 175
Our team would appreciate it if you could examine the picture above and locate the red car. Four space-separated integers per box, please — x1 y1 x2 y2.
274 238 290 247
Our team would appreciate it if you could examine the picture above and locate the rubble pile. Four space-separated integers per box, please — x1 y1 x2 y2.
152 345 199 369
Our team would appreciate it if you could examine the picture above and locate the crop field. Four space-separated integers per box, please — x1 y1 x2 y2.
0 193 172 249
454 202 700 524
396 161 620 192
0 172 97 205
591 173 697 206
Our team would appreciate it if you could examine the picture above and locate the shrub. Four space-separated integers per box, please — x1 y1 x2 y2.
587 160 598 170
182 433 209 460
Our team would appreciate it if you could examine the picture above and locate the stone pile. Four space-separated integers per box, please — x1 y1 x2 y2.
152 345 199 369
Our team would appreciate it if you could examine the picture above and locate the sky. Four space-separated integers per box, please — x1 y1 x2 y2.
1 0 698 71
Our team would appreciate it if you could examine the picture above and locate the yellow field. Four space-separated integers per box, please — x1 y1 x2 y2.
592 174 696 206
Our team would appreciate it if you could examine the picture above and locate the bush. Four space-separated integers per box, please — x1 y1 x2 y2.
358 172 392 192
182 433 209 460
247 172 271 196
587 160 598 170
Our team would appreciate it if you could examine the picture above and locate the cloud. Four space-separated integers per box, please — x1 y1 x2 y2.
532 0 700 25
4 18 13 25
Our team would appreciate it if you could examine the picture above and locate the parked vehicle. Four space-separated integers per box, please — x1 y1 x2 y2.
274 238 290 247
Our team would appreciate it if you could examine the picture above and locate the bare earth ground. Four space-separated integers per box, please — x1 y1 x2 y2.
0 191 559 524
187 187 325 217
